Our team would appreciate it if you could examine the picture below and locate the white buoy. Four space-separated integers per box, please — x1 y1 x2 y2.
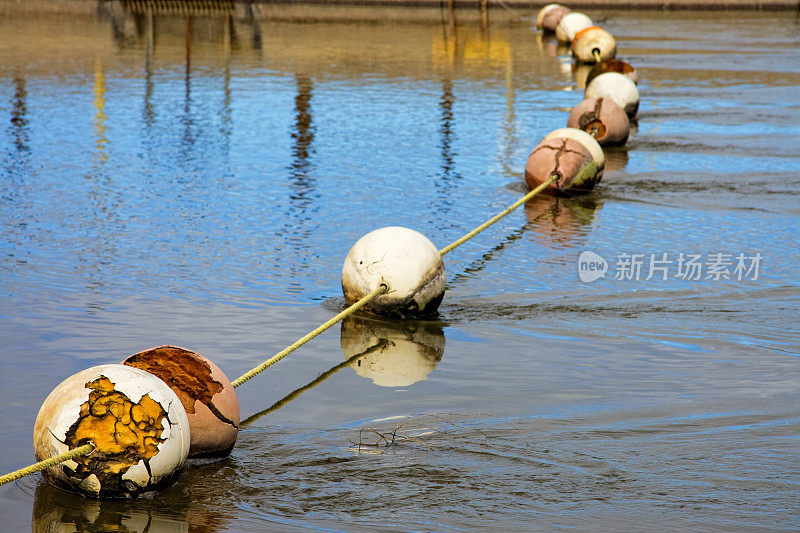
555 13 593 43
33 364 190 499
123 346 240 463
543 127 605 178
342 227 445 318
571 27 617 63
585 72 640 117
525 136 601 195
341 315 444 387
537 4 571 32
567 97 630 146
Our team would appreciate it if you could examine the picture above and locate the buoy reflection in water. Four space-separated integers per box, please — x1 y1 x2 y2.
32 479 232 533
524 194 602 248
340 314 445 387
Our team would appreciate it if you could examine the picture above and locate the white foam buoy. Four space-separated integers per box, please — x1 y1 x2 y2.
33 364 190 499
567 97 630 146
585 72 640 117
543 127 605 177
537 4 571 32
525 136 601 195
555 12 593 43
123 346 240 463
571 26 617 63
342 227 445 318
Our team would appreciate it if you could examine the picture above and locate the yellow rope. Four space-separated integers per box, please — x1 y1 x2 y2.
0 443 94 486
230 175 556 388
438 176 556 256
231 283 389 388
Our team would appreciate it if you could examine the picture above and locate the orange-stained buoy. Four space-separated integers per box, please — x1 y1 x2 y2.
571 27 616 64
537 4 571 33
585 72 640 117
555 12 593 43
567 97 630 146
585 59 639 87
525 137 601 196
123 346 240 463
33 364 190 499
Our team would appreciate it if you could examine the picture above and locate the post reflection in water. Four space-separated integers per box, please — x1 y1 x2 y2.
32 479 232 533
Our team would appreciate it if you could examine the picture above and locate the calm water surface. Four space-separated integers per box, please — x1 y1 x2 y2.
1 2 799 531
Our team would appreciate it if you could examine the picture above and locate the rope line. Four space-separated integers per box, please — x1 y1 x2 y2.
438 175 557 256
231 283 389 388
0 443 94 486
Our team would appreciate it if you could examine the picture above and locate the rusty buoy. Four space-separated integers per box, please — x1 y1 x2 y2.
123 346 240 463
567 97 630 146
525 136 601 196
585 58 639 86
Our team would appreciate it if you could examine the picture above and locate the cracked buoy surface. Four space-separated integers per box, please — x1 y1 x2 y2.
567 97 630 146
537 4 571 32
586 72 640 117
571 26 616 63
123 346 239 463
525 137 600 196
556 12 593 43
544 127 605 178
342 226 445 318
341 315 444 387
33 364 190 499
586 58 639 86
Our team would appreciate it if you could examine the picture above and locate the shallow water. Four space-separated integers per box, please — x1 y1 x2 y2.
1 2 799 531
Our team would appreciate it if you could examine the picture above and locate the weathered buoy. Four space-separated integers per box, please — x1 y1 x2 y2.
342 227 445 318
555 12 593 43
585 72 640 117
567 97 630 146
571 26 617 63
585 58 639 86
525 137 601 196
537 4 571 33
341 315 444 387
543 127 605 177
123 346 239 463
33 364 190 499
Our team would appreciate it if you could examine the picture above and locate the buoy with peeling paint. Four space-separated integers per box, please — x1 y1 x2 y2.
585 58 639 86
537 4 571 33
567 97 630 146
123 346 239 463
342 227 445 318
543 127 605 177
555 12 593 43
585 72 640 117
525 136 601 196
33 364 190 499
571 26 617 63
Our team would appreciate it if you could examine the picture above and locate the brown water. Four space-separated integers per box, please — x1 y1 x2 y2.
1 2 799 531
